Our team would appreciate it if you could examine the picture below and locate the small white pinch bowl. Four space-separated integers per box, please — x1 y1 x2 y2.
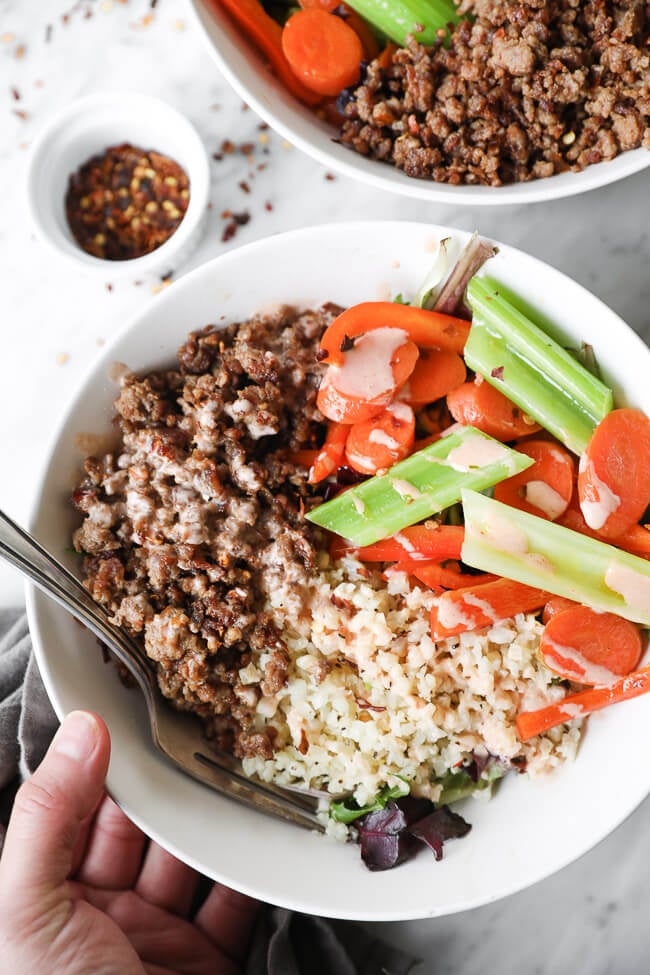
27 91 210 278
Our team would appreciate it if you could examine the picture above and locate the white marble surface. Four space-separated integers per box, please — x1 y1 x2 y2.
1 0 649 969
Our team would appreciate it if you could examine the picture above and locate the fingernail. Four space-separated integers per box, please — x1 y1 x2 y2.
52 711 99 762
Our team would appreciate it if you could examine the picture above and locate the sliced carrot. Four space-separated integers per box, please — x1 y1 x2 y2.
415 401 453 436
317 339 419 424
281 9 364 97
516 666 650 741
345 402 415 474
541 596 577 624
401 350 466 407
431 579 549 641
493 439 575 521
393 560 497 591
308 423 349 484
578 408 650 539
212 0 322 105
558 499 650 561
539 605 642 686
319 303 471 367
447 376 541 441
330 524 464 563
298 0 380 59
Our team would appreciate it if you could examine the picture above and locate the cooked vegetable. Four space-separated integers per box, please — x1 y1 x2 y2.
558 502 650 560
308 426 533 546
578 408 650 538
213 0 322 104
282 8 365 96
432 232 497 317
447 377 542 440
317 335 419 423
461 489 650 626
493 439 575 521
431 578 549 640
465 276 613 455
413 236 455 310
330 523 464 562
541 595 577 624
516 666 650 741
344 0 460 47
403 349 466 406
297 0 381 58
396 560 496 591
345 402 415 474
539 605 642 685
318 302 470 367
308 422 349 484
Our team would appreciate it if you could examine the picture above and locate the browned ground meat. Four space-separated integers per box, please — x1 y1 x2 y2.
72 305 338 758
339 0 649 185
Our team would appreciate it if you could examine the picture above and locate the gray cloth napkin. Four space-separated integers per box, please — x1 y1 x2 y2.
0 608 417 975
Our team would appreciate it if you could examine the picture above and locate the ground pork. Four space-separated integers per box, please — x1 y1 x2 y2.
72 305 337 758
339 0 649 186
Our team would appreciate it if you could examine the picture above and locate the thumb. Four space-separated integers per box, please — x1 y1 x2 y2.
0 710 110 920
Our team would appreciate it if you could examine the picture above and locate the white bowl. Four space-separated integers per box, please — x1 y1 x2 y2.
27 92 210 277
188 0 650 207
27 222 650 920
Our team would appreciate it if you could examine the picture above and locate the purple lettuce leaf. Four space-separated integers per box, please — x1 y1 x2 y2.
357 801 420 872
407 806 472 861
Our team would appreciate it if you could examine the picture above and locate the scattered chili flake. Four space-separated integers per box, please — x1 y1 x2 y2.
325 172 336 180
13 109 28 121
105 282 113 292
221 211 250 243
239 141 255 155
15 44 26 59
239 180 251 194
221 139 236 155
264 201 273 212
10 87 20 101
56 353 69 366
491 366 505 380
258 122 269 131
65 142 190 261
1 32 16 43
212 152 223 162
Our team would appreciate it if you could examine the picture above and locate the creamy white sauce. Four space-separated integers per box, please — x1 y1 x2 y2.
388 401 414 423
467 508 529 556
329 327 408 400
351 495 366 516
462 591 500 623
561 703 586 720
369 429 401 451
604 561 650 614
544 636 618 686
390 479 423 501
579 458 621 530
394 531 417 555
525 480 567 520
436 598 475 631
446 436 511 473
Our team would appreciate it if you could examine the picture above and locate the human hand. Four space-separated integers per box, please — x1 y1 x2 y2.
0 711 259 974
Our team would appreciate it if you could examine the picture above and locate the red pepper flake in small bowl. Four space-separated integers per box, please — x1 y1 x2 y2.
65 143 190 261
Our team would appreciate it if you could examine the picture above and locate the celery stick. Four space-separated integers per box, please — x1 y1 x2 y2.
465 276 613 455
461 489 650 626
345 0 460 46
307 426 532 546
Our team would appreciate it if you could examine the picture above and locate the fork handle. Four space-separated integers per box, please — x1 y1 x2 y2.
0 508 158 708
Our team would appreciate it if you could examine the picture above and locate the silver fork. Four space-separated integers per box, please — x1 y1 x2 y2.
0 509 325 832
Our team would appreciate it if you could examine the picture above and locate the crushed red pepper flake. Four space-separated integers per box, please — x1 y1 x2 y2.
221 211 250 243
13 109 28 120
65 142 190 261
239 180 251 194
10 87 20 101
264 201 273 211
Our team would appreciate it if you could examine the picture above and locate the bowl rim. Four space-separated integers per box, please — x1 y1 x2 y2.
25 220 650 920
187 0 650 207
26 90 210 277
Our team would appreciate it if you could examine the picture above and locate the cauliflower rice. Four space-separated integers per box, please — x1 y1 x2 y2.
242 553 582 813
